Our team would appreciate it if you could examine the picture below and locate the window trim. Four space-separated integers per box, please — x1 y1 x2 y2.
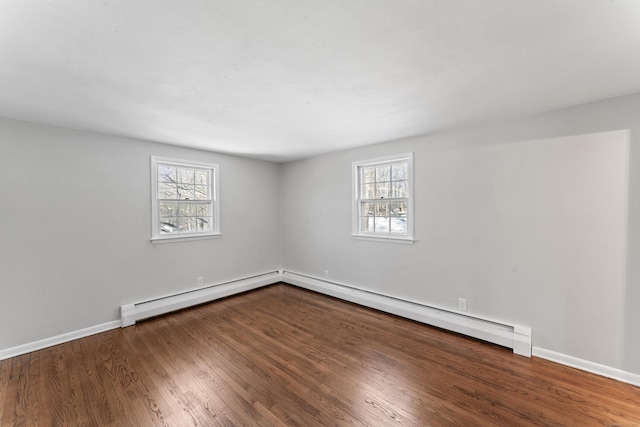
352 153 415 244
150 156 221 243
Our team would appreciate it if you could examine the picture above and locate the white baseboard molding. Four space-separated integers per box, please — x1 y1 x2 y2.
121 270 282 327
0 271 283 361
0 320 121 361
282 271 531 357
532 347 640 387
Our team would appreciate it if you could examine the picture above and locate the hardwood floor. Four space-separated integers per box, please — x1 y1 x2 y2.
1 283 639 426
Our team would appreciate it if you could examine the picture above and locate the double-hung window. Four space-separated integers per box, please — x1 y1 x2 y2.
151 156 220 242
353 153 414 243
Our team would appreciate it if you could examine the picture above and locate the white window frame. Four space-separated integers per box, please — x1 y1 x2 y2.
352 153 414 244
150 156 221 243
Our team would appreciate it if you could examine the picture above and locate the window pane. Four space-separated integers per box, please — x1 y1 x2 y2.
177 184 195 200
361 184 376 199
178 168 195 184
197 217 212 232
196 202 210 217
375 183 390 199
158 166 176 183
159 201 178 218
390 217 407 234
392 180 408 198
158 183 177 199
361 202 375 217
375 201 389 217
178 202 196 217
374 217 390 232
361 167 376 184
392 163 407 181
390 201 407 217
376 166 390 182
194 185 209 200
360 217 374 232
195 170 210 185
178 217 196 233
160 218 178 234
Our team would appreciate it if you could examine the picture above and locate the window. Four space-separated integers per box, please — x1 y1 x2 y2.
151 156 220 242
353 153 414 243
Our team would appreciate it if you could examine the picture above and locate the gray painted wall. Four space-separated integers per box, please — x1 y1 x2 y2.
281 93 640 375
0 117 282 350
2 92 639 377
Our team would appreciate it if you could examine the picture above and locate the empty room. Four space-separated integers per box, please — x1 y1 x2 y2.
1 0 640 425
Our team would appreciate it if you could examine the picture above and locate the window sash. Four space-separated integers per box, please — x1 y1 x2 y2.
157 200 214 235
358 197 409 235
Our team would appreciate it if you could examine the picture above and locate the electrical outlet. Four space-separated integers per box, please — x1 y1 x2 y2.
458 298 467 311
323 269 329 279
197 276 203 286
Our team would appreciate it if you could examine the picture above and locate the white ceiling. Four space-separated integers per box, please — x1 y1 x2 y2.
1 1 640 162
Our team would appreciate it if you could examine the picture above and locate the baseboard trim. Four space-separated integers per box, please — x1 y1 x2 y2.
0 320 121 361
282 271 531 357
1 271 282 361
121 270 281 327
532 347 640 387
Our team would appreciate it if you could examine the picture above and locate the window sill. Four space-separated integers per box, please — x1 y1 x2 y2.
352 234 415 245
151 233 222 244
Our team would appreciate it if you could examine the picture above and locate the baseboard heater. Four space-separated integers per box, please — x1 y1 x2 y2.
120 271 281 327
282 271 531 357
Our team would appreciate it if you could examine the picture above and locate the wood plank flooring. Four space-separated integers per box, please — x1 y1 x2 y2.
1 283 639 426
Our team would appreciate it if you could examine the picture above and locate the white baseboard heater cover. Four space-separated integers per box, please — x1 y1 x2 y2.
120 271 281 327
283 271 532 357
120 270 532 357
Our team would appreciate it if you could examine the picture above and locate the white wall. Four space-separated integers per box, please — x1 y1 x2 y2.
0 117 281 351
281 93 640 375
